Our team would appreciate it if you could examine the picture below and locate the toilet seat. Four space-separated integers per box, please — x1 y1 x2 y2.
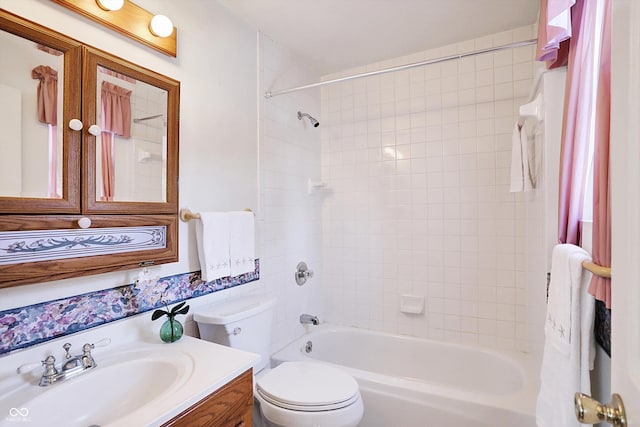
256 362 360 412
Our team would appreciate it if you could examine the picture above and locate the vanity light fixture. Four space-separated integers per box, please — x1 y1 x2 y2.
50 0 177 57
149 14 174 38
95 0 124 11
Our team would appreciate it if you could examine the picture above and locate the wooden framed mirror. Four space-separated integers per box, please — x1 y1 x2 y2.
0 11 82 214
82 46 179 215
0 10 179 288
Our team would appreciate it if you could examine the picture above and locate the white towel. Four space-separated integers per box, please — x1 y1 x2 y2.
229 211 256 276
195 212 231 281
509 122 535 192
536 244 596 427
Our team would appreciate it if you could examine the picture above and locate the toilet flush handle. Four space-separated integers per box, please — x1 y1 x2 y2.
227 327 242 336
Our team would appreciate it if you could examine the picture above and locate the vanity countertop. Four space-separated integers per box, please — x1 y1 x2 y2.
0 335 259 427
113 336 259 427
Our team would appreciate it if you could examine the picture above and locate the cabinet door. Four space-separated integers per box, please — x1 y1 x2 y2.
162 369 253 427
0 10 82 214
81 47 179 215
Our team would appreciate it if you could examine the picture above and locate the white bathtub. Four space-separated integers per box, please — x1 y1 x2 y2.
271 325 538 427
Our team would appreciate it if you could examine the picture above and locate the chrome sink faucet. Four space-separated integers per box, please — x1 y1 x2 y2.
300 314 319 325
18 338 110 387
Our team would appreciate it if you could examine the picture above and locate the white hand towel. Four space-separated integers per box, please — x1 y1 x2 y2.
510 122 536 192
229 211 255 276
536 244 596 427
520 123 534 191
195 212 231 281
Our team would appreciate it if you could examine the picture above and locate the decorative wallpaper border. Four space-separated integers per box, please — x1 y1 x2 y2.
0 260 259 355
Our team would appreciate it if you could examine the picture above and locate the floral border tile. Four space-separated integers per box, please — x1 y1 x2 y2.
0 260 259 355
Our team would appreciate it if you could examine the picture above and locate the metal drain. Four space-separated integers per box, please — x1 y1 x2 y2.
305 340 313 353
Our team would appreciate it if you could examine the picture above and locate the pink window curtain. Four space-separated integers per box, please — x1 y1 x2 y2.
541 0 612 307
31 65 60 198
536 0 576 68
100 81 131 201
556 0 591 245
588 0 612 308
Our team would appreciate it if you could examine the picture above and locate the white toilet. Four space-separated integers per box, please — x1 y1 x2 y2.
193 294 364 427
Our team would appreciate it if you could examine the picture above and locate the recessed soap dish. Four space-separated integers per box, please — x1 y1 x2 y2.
400 294 424 314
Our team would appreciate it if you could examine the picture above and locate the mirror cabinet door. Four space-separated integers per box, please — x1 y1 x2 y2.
0 11 82 214
0 13 180 288
82 47 179 214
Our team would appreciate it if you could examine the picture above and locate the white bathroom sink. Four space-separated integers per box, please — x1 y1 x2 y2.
0 337 259 427
0 348 193 427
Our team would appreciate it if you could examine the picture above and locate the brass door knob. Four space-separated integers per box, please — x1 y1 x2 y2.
574 392 627 427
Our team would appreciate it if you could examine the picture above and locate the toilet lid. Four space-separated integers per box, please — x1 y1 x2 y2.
256 362 360 412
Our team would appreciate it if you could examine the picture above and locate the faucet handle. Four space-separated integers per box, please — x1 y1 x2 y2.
16 355 60 375
41 355 58 376
80 338 110 369
16 361 45 375
78 338 111 354
295 262 314 286
91 338 111 348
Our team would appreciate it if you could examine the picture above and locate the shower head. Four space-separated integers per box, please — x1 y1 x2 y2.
297 111 320 128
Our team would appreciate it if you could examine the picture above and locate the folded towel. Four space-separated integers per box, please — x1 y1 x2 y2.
536 244 596 427
229 211 256 276
509 122 535 192
195 212 231 281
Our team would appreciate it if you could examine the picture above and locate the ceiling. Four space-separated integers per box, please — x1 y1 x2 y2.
217 0 540 75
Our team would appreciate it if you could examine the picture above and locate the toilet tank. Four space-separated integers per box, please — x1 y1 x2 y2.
193 294 276 374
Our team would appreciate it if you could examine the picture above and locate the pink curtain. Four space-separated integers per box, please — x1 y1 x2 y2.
100 81 131 201
541 0 612 307
536 0 575 67
556 0 593 245
588 0 612 308
32 65 60 199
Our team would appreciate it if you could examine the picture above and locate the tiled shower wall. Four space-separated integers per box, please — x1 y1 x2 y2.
320 26 537 351
258 33 324 353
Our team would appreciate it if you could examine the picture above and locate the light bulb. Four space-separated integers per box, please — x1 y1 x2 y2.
96 0 124 11
149 15 174 38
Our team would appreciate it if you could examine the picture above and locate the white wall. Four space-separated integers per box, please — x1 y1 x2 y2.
0 0 259 321
257 33 324 354
319 25 537 351
524 68 565 372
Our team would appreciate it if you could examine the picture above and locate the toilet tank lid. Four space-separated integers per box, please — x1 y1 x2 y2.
193 294 276 325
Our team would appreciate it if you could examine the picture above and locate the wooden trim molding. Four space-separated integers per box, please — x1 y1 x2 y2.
0 214 178 288
50 0 177 57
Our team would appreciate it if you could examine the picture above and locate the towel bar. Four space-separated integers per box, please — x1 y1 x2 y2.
582 261 611 279
179 208 253 222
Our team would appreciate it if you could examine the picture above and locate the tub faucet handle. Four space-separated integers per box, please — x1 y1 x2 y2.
295 262 314 286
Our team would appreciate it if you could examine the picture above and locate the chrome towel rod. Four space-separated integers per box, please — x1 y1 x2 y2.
264 38 538 99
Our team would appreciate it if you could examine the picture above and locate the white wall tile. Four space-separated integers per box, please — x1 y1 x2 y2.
319 26 534 351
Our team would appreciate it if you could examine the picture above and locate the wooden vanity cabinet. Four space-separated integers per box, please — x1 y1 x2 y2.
162 369 253 427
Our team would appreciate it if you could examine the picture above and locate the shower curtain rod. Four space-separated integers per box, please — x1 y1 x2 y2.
264 38 538 99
